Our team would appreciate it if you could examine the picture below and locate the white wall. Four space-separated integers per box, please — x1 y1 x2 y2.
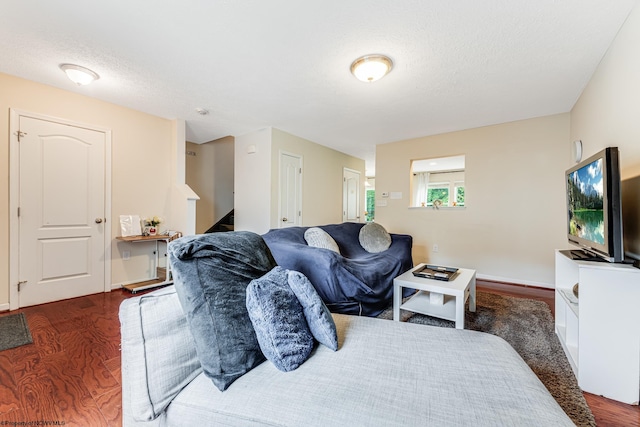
212 137 235 222
170 119 199 239
234 127 366 234
234 128 272 233
376 114 570 287
571 5 640 179
270 128 365 228
186 136 234 233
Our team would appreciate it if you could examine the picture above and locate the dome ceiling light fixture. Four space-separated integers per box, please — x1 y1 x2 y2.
350 54 393 83
59 63 100 85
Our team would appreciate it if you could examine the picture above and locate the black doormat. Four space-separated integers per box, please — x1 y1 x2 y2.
0 312 33 351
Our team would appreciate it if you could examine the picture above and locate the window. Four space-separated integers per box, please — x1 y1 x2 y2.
427 184 449 206
365 177 375 221
366 189 375 221
411 155 465 208
454 182 465 207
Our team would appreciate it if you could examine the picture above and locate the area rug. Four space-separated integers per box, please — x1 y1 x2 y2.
377 291 596 427
0 312 33 351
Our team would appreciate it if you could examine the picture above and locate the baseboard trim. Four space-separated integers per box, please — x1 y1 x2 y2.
476 273 553 290
476 278 555 298
0 303 11 312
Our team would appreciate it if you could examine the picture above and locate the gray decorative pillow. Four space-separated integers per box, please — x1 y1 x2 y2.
359 222 392 253
246 267 315 372
169 232 276 391
287 270 338 351
304 227 340 253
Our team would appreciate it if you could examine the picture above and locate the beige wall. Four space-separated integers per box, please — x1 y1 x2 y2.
571 5 640 261
7 4 637 303
376 114 570 287
234 127 365 234
234 128 273 233
571 5 640 179
186 136 234 233
0 73 176 307
270 128 365 229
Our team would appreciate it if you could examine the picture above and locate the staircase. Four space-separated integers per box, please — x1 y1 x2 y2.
205 209 234 233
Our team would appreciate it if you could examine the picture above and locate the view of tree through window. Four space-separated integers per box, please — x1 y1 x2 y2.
456 186 465 206
366 189 375 221
411 155 465 208
427 187 449 206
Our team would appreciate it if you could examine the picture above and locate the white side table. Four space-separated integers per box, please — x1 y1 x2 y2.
116 233 181 293
393 264 476 329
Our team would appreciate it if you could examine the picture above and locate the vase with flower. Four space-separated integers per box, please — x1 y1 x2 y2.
143 216 162 236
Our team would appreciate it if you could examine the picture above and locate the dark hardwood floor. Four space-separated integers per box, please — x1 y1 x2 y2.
478 279 640 427
0 282 638 426
0 290 131 426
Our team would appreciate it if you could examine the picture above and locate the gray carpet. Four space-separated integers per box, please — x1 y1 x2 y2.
377 291 596 427
0 312 33 351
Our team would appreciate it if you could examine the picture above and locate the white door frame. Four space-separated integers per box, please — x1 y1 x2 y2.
343 167 361 222
278 150 303 228
9 109 112 310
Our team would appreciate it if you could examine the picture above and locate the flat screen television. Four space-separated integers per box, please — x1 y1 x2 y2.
621 175 640 264
566 147 624 263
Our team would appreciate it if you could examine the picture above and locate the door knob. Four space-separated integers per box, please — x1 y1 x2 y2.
95 218 103 223
282 217 288 222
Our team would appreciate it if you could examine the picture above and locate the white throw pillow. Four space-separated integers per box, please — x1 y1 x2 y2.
304 227 340 253
359 222 391 253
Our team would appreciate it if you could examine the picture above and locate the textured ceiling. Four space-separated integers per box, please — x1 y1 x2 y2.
0 1 637 175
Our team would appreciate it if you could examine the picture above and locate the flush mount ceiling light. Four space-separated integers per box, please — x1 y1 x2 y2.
195 107 209 115
59 63 100 85
350 54 393 82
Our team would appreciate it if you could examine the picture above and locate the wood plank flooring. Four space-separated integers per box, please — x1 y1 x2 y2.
0 282 637 426
478 280 640 427
0 290 131 426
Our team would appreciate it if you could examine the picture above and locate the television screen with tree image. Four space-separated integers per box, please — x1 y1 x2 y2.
567 157 605 245
566 147 623 263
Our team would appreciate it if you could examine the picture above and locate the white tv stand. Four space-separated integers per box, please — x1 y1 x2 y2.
555 249 640 404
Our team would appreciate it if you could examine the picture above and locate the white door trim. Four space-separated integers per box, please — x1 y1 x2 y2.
343 167 361 223
278 150 303 228
9 109 112 310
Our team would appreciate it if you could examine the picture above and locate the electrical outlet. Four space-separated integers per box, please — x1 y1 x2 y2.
123 250 130 260
432 244 439 253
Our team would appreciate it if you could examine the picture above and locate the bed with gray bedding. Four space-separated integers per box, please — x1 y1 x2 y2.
120 285 574 426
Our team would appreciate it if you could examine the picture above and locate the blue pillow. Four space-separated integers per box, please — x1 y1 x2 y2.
287 270 338 351
246 267 314 372
169 232 276 391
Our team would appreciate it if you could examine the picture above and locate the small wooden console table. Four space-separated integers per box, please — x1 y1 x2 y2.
116 233 181 293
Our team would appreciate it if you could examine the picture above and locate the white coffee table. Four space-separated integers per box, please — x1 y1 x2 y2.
393 264 476 329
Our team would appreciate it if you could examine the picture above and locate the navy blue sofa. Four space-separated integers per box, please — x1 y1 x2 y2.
262 222 413 316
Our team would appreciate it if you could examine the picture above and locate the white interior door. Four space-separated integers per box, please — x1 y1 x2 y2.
343 168 361 222
279 152 302 228
17 116 106 307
